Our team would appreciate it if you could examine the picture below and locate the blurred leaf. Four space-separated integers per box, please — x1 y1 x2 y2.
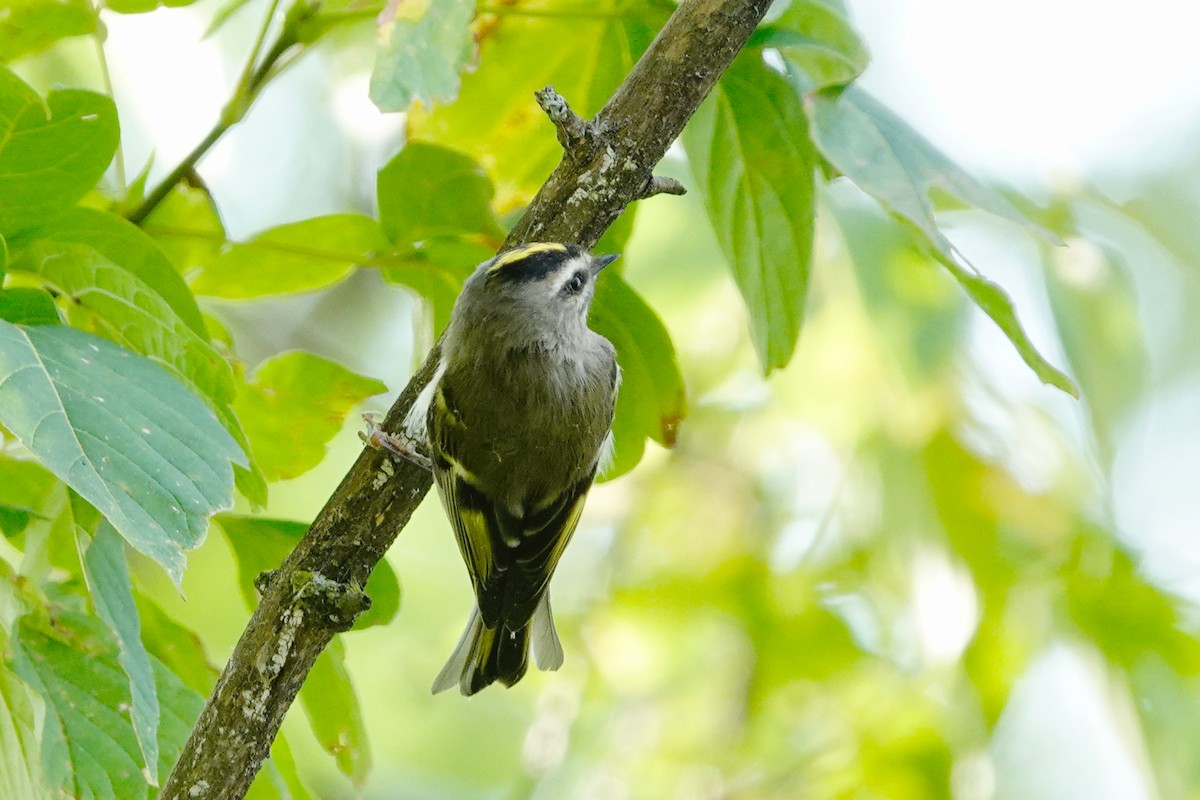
204 0 254 37
151 656 205 789
0 322 245 584
11 207 207 334
0 67 118 233
142 183 225 277
0 457 56 539
750 0 869 91
1130 657 1200 799
807 85 1076 395
825 187 963 379
377 142 503 248
189 214 388 299
134 592 218 696
409 0 666 206
247 731 312 800
219 515 400 631
0 288 60 326
105 0 198 13
923 431 1056 598
377 237 486 336
369 0 476 112
81 522 159 780
0 0 95 64
963 592 1045 726
233 350 386 482
588 272 686 479
1065 534 1200 675
0 664 45 799
1044 240 1146 461
10 612 200 799
298 639 371 785
683 54 815 372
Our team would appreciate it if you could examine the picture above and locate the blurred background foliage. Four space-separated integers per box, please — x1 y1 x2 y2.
1 0 1199 798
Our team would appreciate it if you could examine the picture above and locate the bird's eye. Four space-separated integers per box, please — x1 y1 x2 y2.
563 272 587 295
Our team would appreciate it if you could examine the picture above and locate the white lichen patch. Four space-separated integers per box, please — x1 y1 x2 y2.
266 606 303 679
241 687 268 721
188 780 210 797
568 187 590 206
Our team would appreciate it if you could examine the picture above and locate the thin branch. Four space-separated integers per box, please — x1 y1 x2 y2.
634 175 687 199
534 85 592 154
127 0 299 225
158 1 774 797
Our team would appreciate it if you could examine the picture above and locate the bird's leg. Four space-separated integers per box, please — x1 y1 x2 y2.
359 411 433 472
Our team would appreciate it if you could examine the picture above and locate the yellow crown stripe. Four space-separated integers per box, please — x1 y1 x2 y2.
487 242 568 273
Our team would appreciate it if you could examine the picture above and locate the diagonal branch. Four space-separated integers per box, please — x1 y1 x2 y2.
158 1 773 797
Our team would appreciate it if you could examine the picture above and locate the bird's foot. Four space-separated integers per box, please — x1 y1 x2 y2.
359 411 433 472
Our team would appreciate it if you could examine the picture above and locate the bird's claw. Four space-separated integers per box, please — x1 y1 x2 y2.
359 412 433 472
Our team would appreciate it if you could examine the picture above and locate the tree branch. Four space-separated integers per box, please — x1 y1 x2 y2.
158 1 773 797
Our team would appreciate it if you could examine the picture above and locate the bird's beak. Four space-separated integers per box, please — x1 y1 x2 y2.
592 253 620 274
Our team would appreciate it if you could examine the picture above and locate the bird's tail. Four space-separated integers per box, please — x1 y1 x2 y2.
432 594 564 696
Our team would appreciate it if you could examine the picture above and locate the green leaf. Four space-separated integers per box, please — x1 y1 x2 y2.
10 613 147 799
0 456 56 538
0 322 245 583
150 656 204 788
409 0 666 205
1066 534 1200 675
369 0 475 112
0 664 45 799
298 639 370 785
246 731 312 800
588 272 686 479
683 55 816 372
141 183 225 278
0 288 60 326
8 237 236 410
806 85 1077 396
11 207 207 334
750 0 869 91
10 610 205 798
376 237 487 336
134 592 218 696
233 351 387 482
219 515 400 630
188 214 389 299
940 255 1079 396
203 0 255 37
377 142 503 248
105 0 199 13
1043 239 1145 460
0 0 96 64
82 522 159 781
0 67 118 233
6 234 264 496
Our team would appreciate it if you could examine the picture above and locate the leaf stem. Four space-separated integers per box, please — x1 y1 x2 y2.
126 0 297 225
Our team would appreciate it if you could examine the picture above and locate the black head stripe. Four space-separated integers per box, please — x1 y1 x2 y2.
489 243 583 283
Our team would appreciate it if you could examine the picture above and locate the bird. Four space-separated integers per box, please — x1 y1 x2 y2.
369 242 619 696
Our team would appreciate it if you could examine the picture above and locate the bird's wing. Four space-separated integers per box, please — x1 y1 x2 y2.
428 381 502 614
496 468 594 625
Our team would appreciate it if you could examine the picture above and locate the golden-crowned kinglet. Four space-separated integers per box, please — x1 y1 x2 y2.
391 243 619 696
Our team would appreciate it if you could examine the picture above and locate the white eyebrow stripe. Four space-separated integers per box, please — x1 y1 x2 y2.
554 254 592 291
